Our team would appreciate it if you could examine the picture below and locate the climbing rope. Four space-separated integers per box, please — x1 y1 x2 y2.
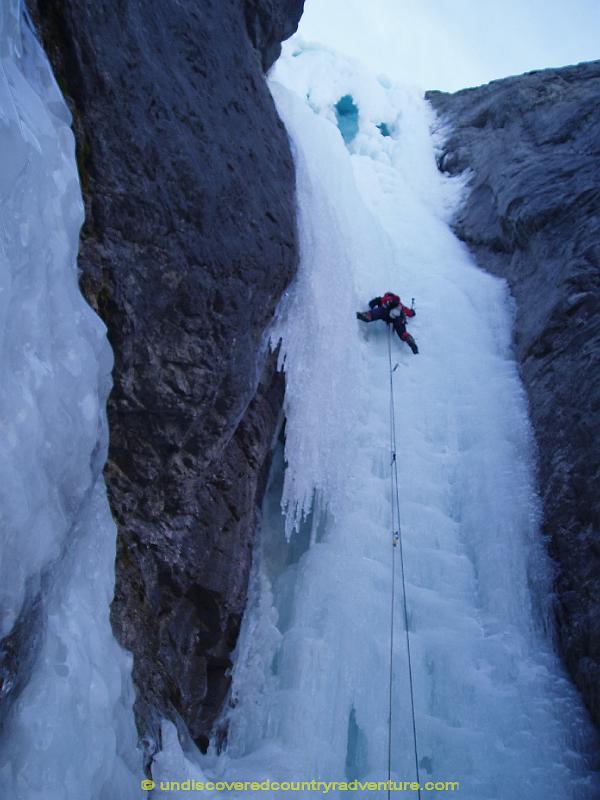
386 324 421 800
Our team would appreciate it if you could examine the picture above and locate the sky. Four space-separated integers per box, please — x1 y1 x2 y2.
298 0 600 92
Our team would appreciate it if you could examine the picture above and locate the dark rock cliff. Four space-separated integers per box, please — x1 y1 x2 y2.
427 61 600 729
28 0 303 754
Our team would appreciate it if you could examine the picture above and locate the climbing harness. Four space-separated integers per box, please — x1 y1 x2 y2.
386 324 421 800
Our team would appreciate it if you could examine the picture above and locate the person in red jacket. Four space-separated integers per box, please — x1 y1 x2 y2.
356 292 419 354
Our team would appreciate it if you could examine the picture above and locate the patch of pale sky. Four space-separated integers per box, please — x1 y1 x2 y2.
297 0 600 91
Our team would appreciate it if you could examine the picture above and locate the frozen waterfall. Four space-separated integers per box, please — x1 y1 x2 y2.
166 38 600 800
1 6 599 799
0 5 141 798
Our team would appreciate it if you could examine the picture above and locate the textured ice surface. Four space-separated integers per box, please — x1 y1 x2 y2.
0 5 141 798
2 5 598 797
183 39 599 800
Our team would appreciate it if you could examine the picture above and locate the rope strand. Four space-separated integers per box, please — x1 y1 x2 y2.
386 324 421 800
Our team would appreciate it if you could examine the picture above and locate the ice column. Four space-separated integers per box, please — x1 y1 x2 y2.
0 6 141 799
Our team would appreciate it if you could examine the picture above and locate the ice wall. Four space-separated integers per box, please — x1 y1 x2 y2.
186 39 599 800
0 5 141 798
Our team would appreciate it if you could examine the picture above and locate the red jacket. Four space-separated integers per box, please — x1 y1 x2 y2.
371 293 415 317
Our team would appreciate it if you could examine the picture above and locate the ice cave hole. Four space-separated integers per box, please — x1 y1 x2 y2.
335 94 359 145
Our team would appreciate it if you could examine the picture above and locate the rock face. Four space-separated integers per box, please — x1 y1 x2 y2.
28 0 303 754
427 61 600 729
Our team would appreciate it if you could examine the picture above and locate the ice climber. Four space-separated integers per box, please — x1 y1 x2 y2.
356 292 419 354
